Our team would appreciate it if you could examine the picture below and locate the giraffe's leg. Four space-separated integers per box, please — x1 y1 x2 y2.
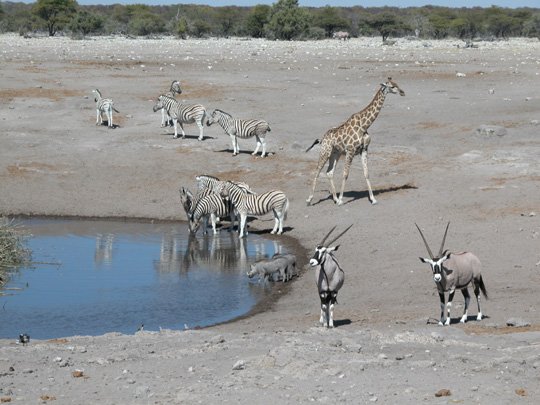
361 148 377 204
307 147 331 205
335 151 354 206
327 152 341 204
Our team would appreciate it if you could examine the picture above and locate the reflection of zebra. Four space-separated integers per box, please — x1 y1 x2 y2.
92 89 119 128
153 95 207 140
160 80 182 127
206 109 271 157
95 233 115 265
217 181 288 238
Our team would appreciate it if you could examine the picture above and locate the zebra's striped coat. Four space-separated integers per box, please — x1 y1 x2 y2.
207 109 271 157
153 95 207 140
92 89 119 128
217 181 288 238
160 80 182 128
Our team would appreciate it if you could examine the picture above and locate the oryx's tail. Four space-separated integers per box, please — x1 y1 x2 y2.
478 275 488 300
306 139 320 152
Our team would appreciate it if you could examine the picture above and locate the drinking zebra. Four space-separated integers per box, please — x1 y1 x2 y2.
206 109 271 157
216 181 288 238
188 192 236 235
153 95 207 140
160 80 182 128
92 89 119 128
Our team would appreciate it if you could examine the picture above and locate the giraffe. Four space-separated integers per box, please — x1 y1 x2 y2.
306 77 405 206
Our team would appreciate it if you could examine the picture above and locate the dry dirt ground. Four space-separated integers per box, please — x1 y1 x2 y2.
1 34 540 403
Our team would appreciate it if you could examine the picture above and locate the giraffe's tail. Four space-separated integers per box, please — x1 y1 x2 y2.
305 139 320 153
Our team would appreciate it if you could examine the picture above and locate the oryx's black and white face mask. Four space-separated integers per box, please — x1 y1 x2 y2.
419 252 451 284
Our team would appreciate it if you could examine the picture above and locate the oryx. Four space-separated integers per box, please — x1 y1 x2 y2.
309 224 353 328
416 222 488 326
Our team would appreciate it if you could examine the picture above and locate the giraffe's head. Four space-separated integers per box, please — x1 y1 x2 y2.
381 77 405 96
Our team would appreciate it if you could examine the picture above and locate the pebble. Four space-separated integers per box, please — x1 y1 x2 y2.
232 360 245 370
506 318 531 327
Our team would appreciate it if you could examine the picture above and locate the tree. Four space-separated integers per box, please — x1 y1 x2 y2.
245 4 270 38
32 0 77 36
265 0 311 40
190 19 211 38
368 12 407 42
313 6 349 38
69 10 103 37
127 10 165 36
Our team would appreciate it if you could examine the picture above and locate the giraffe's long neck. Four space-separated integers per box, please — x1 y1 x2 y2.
356 87 387 132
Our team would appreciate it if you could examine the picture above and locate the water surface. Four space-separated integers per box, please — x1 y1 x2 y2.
0 218 289 339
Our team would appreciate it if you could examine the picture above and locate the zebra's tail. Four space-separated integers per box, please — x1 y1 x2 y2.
305 139 320 153
283 198 289 221
113 107 120 113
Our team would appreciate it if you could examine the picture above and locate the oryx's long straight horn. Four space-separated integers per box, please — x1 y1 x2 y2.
438 222 450 257
415 223 434 259
319 225 337 246
327 224 353 246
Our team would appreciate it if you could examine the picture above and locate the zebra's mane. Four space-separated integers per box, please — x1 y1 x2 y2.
93 89 102 98
214 109 232 118
197 174 219 181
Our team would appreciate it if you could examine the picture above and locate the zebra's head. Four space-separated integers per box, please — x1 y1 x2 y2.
416 223 451 284
381 77 405 97
153 97 164 112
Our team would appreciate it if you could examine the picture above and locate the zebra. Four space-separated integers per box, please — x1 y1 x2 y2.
160 80 182 128
153 95 207 141
206 109 271 157
188 192 236 235
92 89 119 128
196 174 255 195
216 181 288 238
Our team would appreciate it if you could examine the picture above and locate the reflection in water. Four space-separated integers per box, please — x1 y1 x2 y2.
94 233 115 265
0 218 293 339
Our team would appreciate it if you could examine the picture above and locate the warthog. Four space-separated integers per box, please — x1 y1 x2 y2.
247 256 295 283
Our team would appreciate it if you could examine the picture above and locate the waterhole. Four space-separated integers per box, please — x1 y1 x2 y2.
0 218 293 339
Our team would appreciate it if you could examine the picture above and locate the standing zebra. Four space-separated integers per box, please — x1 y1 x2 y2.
160 80 182 128
153 95 207 141
92 89 119 128
206 109 271 157
216 181 288 238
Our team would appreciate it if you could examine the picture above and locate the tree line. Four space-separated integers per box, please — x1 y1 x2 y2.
0 0 539 41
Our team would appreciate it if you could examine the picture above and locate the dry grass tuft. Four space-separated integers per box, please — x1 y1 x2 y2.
0 218 31 283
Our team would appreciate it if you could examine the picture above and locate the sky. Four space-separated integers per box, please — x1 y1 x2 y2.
69 1 539 8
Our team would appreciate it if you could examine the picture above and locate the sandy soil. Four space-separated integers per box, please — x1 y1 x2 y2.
1 34 540 403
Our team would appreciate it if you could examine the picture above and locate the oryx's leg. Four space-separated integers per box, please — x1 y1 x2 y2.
196 118 204 141
445 290 455 326
320 304 327 326
460 288 471 323
361 146 377 204
473 282 483 320
329 303 335 328
326 151 341 204
438 292 445 326
306 147 331 205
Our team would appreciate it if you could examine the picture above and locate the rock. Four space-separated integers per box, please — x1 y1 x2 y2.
72 370 84 378
476 125 507 137
515 388 527 396
506 318 531 327
435 389 451 397
431 332 444 342
232 360 245 370
135 385 150 398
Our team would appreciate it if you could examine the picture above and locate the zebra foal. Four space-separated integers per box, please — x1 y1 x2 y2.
92 89 119 128
206 109 271 157
216 181 288 238
153 95 207 141
160 80 182 128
